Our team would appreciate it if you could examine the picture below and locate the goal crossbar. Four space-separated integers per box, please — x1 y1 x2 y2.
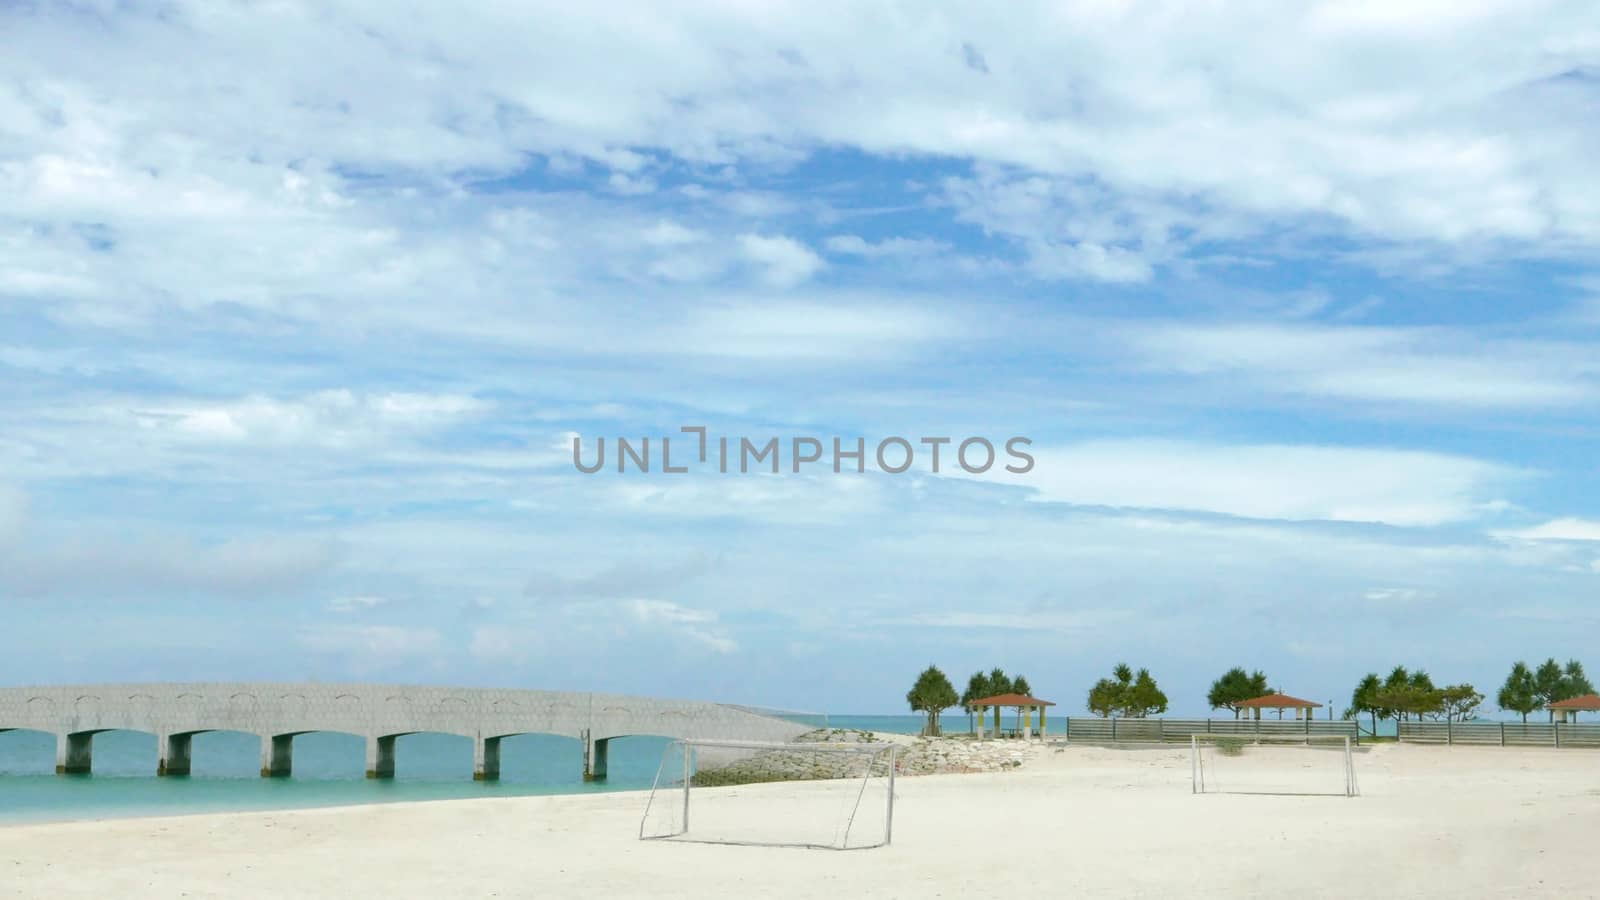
1190 733 1359 797
639 739 897 850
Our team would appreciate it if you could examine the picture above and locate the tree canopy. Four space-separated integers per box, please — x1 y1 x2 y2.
907 665 958 736
1437 684 1484 723
1350 668 1479 729
1532 658 1594 719
960 670 991 714
1086 663 1168 718
1497 661 1539 722
1207 667 1270 718
1348 672 1383 734
988 668 1014 697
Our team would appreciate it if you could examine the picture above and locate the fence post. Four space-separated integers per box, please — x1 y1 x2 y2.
1555 723 1561 749
1447 718 1452 746
1158 718 1164 744
1501 722 1506 747
1111 718 1117 743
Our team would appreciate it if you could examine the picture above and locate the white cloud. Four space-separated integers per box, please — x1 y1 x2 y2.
0 531 344 598
0 485 25 544
468 625 542 664
3 1 1597 311
671 299 959 361
989 440 1516 527
298 624 443 669
824 235 950 259
738 234 824 287
328 595 388 614
1362 587 1433 604
626 599 736 653
1125 322 1599 409
1497 518 1600 543
131 391 488 449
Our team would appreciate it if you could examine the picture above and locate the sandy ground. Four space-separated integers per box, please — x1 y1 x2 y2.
3 742 1598 899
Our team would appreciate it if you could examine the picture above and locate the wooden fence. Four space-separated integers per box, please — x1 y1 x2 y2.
1064 717 1359 745
1396 721 1600 748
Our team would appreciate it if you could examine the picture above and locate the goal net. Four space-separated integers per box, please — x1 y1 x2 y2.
639 739 897 850
1191 734 1359 797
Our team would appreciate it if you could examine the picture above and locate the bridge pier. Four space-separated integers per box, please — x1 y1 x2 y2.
159 732 192 776
260 734 293 777
366 735 396 779
473 735 501 781
55 732 93 774
583 733 609 781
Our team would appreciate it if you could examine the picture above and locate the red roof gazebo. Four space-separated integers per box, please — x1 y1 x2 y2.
968 693 1056 740
1548 694 1600 722
1236 693 1323 721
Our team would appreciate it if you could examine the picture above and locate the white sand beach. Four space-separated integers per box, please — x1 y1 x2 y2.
3 743 1597 899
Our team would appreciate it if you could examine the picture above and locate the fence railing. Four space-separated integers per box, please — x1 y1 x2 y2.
1396 721 1600 748
1064 717 1359 745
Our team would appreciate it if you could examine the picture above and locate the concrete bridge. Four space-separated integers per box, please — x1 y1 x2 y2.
0 683 810 780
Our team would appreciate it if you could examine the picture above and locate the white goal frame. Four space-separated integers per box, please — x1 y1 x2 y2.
1190 733 1359 797
638 738 897 850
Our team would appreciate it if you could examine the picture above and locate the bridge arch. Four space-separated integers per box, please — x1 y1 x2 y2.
0 727 58 775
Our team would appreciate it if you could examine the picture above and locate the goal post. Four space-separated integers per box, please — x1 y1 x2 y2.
1191 733 1359 797
639 738 897 850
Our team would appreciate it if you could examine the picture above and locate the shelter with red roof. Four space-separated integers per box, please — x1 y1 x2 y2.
968 692 1055 740
1236 693 1323 721
1548 694 1600 722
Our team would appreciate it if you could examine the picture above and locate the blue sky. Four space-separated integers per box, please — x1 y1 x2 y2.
3 1 1600 716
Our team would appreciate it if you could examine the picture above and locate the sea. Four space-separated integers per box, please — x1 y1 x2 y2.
0 712 1404 825
0 714 955 825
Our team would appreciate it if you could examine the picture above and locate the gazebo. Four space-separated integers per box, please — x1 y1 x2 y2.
1548 694 1600 722
968 693 1055 740
1236 693 1323 721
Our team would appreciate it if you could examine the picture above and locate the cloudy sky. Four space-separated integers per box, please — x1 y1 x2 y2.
3 1 1600 716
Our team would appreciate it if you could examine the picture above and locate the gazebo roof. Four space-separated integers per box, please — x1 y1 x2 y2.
969 693 1055 708
1236 693 1322 709
1547 694 1600 711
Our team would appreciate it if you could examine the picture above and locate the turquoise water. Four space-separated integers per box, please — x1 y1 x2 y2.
6 712 1310 824
0 715 947 825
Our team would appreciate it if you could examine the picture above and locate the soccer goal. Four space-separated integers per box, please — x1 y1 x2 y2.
639 739 897 850
1191 734 1359 797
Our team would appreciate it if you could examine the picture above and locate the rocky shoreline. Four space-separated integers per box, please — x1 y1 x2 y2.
691 729 1040 786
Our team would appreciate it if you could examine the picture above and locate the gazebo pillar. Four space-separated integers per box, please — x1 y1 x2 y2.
1039 705 1047 738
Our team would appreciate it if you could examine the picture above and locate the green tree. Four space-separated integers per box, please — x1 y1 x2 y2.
1559 660 1596 721
1563 660 1595 697
1124 668 1168 718
1087 677 1121 718
960 670 992 733
1085 663 1166 718
1532 659 1596 721
1012 675 1034 733
1349 673 1383 736
987 668 1013 733
1438 684 1483 723
1534 658 1564 720
907 665 958 737
1207 667 1270 718
1373 684 1436 721
1086 664 1133 717
1496 661 1539 722
1378 666 1409 722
